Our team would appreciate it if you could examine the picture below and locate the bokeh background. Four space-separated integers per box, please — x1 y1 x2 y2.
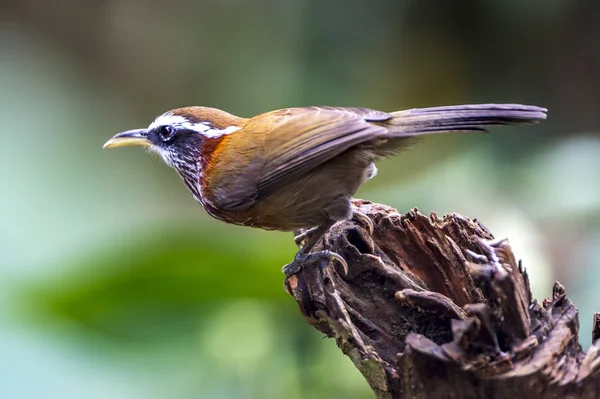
2 1 600 398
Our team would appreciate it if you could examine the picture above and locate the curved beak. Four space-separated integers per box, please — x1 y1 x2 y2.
103 129 151 149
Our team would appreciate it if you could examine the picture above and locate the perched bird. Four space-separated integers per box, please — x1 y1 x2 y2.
103 104 547 276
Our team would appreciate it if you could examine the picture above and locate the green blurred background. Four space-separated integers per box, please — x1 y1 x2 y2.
1 1 599 398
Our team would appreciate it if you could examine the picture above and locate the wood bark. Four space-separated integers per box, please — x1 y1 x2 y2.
284 200 600 399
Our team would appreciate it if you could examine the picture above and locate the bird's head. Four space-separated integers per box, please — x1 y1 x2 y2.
104 106 242 166
103 106 244 199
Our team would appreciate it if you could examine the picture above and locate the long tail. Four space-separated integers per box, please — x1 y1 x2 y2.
385 103 547 136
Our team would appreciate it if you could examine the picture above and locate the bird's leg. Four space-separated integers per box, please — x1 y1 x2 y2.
283 220 348 277
350 209 374 235
293 226 320 249
293 209 373 251
298 221 334 254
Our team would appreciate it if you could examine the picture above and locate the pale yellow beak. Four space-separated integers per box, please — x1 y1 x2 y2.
103 129 151 149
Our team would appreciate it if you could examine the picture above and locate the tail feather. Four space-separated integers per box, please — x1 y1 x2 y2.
386 103 547 137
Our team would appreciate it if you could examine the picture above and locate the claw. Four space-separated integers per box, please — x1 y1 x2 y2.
293 226 319 248
325 250 349 275
293 234 306 248
352 210 374 235
282 250 349 277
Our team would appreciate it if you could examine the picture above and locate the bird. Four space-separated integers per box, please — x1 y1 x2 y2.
103 103 547 276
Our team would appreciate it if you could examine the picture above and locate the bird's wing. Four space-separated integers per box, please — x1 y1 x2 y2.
256 107 391 197
211 106 391 211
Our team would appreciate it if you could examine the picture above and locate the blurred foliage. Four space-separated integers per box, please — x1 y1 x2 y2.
22 225 288 341
1 1 600 398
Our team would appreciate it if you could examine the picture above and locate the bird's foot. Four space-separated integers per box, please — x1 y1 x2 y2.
351 210 374 235
282 250 348 277
294 211 372 249
293 226 320 249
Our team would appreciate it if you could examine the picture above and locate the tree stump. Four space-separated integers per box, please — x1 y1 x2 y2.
284 200 600 399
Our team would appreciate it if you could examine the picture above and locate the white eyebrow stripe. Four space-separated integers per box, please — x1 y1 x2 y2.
148 112 241 138
204 125 241 138
148 113 188 130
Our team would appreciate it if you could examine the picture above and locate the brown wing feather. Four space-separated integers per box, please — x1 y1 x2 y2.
209 106 390 211
257 107 390 196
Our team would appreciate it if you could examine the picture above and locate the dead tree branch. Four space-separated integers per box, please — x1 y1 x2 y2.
284 200 600 399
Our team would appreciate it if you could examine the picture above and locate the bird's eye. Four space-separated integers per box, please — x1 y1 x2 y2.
159 126 175 141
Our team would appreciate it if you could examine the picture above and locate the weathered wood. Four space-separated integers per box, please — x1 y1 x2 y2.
285 200 600 399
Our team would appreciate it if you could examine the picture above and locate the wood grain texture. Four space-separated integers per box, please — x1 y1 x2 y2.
284 200 600 399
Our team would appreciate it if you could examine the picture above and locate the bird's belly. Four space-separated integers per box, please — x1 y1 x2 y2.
200 189 332 231
204 149 375 231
